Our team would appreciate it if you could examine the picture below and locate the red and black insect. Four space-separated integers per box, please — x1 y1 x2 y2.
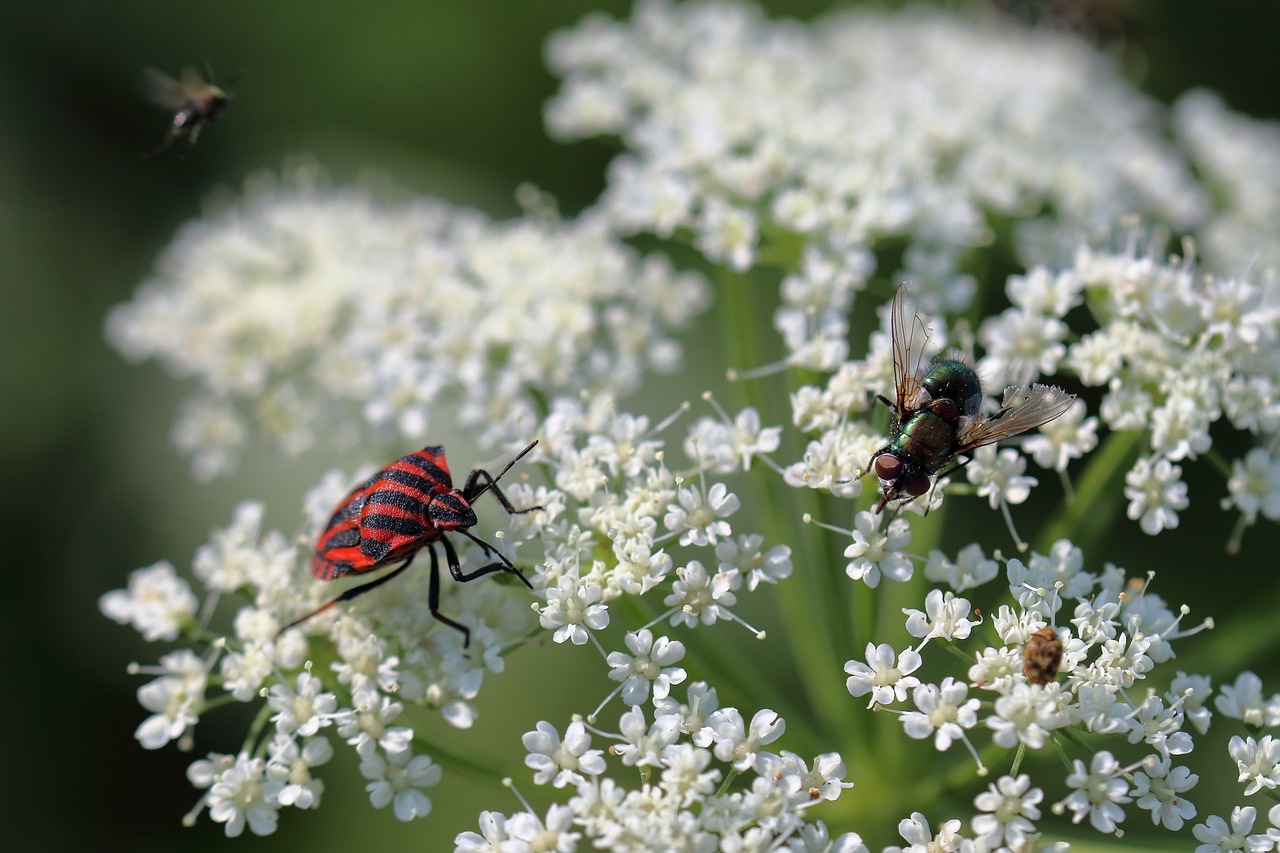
280 441 541 646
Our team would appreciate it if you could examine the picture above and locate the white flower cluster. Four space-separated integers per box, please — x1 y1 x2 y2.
1062 238 1280 539
100 392 793 837
546 0 1209 365
100 479 539 836
456 696 858 852
786 236 1280 541
106 162 709 479
524 395 789 659
841 538 1262 847
1173 89 1280 273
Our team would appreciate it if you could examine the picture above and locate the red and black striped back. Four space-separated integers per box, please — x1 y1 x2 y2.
310 447 456 580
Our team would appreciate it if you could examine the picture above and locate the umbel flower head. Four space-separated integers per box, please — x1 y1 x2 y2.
106 160 709 479
99 0 1280 848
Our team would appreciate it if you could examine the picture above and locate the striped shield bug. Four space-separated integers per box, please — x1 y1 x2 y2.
280 440 541 646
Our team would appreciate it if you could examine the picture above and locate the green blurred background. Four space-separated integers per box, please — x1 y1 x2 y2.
3 1 1279 850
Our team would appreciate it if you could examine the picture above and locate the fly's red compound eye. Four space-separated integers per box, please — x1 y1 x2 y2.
903 470 931 497
873 455 902 480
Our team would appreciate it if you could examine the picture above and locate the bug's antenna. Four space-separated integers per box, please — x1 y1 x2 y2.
467 440 539 503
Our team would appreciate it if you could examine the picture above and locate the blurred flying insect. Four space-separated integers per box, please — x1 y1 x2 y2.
142 65 235 156
868 286 1074 512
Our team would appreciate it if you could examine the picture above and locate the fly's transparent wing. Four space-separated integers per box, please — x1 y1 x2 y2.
141 67 189 109
889 285 934 414
956 384 1075 451
177 65 210 96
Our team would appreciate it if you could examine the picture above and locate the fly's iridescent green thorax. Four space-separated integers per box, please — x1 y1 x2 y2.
921 360 983 416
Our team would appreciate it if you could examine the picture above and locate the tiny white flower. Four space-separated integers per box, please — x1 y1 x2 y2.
923 543 999 591
887 811 965 853
987 683 1065 749
899 678 979 751
903 589 977 647
358 742 442 821
783 424 875 499
844 643 922 708
686 407 781 473
266 734 332 810
522 719 606 789
1058 750 1131 834
1126 694 1193 758
1170 671 1215 735
612 706 680 768
663 481 740 547
969 646 1024 693
708 706 786 773
455 810 514 852
1096 632 1156 689
539 574 610 645
716 534 792 591
657 742 720 806
337 691 413 757
971 773 1043 851
1192 806 1261 852
606 629 687 705
1131 754 1198 831
99 561 197 642
978 306 1067 388
1229 735 1280 797
1101 381 1154 431
766 750 853 804
1150 394 1213 462
504 803 582 853
1124 456 1189 535
266 671 339 737
663 560 738 628
784 822 869 853
844 511 913 588
966 445 1036 507
654 681 720 746
134 649 208 750
1215 672 1280 727
1225 448 1280 525
205 753 283 837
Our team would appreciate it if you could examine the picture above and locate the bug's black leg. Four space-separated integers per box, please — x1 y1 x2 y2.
277 554 416 636
876 394 897 413
441 533 530 587
461 440 543 511
462 467 542 514
426 542 472 647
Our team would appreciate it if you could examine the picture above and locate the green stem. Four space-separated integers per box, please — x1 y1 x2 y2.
716 265 852 749
1033 429 1143 555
